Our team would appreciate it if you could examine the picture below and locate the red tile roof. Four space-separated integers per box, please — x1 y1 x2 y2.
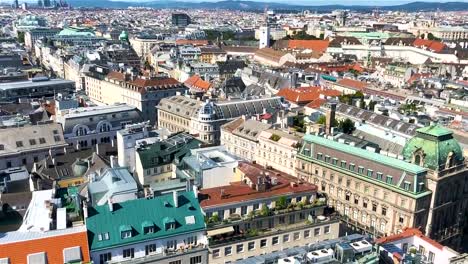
106 71 125 81
413 39 446 53
375 227 443 250
199 162 317 208
0 229 90 263
128 77 180 88
287 40 330 53
184 75 212 91
337 78 368 91
305 98 327 109
176 39 209 46
277 86 341 104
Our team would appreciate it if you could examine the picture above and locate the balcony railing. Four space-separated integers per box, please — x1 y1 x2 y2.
208 215 340 247
206 200 327 229
113 243 207 264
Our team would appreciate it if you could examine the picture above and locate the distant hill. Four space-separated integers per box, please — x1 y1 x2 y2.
66 0 468 12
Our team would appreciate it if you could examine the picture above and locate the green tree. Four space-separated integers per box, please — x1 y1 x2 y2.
338 118 355 134
17 31 25 43
317 115 326 125
276 196 287 210
260 205 270 216
368 100 377 111
427 33 440 41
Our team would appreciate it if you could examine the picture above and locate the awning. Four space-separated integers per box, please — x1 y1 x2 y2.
207 226 234 237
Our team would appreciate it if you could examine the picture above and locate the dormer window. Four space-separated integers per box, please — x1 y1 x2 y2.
142 221 155 234
163 217 176 230
120 225 132 239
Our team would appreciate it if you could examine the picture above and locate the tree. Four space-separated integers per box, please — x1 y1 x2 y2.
338 118 355 134
17 31 25 44
368 100 377 111
317 115 326 125
260 205 270 216
290 31 318 40
276 196 287 210
427 33 440 41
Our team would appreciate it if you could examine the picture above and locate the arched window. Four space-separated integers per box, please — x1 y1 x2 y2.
445 152 455 169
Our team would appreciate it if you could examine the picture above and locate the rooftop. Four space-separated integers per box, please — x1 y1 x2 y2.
0 79 75 91
302 134 427 175
199 162 317 208
86 191 205 251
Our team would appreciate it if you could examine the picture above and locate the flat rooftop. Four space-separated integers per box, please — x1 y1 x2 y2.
199 162 317 208
0 79 75 90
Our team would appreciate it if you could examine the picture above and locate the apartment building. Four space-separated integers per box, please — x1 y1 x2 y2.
0 122 68 170
135 133 201 187
199 162 340 263
0 78 75 103
296 125 468 250
256 129 302 177
0 189 91 264
85 69 187 124
221 118 272 161
296 133 431 238
157 95 285 145
54 103 142 148
86 191 208 264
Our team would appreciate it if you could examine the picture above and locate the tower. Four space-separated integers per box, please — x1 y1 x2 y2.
13 0 19 9
259 26 270 49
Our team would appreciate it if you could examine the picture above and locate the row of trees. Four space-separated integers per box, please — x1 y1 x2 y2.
316 116 356 134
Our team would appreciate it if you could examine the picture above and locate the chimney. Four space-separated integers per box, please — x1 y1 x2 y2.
110 155 116 168
63 147 67 154
325 102 336 135
192 184 198 198
75 142 80 151
49 148 54 157
95 143 99 155
173 191 178 208
111 139 115 148
52 158 56 166
82 201 88 218
108 197 113 212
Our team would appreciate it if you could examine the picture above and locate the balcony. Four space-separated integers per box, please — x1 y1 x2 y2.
207 214 339 247
206 199 327 229
114 243 208 264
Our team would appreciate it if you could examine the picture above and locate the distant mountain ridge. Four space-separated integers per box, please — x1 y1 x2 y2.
66 0 468 12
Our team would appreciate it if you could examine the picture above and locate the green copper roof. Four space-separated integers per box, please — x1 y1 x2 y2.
86 191 205 251
58 26 95 37
137 133 202 169
416 125 453 137
402 125 464 171
119 30 129 41
303 134 426 174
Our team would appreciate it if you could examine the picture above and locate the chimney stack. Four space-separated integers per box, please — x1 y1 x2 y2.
110 155 116 168
108 197 113 212
173 191 178 208
95 144 99 155
325 102 336 135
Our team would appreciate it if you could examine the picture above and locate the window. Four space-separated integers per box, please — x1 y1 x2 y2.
260 239 267 248
229 208 236 215
314 228 320 236
428 251 435 263
99 253 111 264
289 214 295 224
63 246 82 263
190 256 202 264
419 245 426 255
324 225 330 234
241 206 247 215
380 221 386 232
122 248 134 259
144 226 155 234
225 246 232 256
317 153 323 159
304 230 310 238
121 230 132 239
16 141 23 147
332 158 338 165
169 261 181 264
386 176 393 184
279 216 285 224
376 172 383 181
345 193 350 201
253 203 260 210
363 200 368 208
349 163 355 171
382 207 387 216
167 240 177 249
187 236 197 245
358 166 364 174
283 234 290 243
367 169 373 177
404 182 411 191
325 155 330 162
236 244 244 253
248 241 255 251
103 232 109 240
272 236 279 245
372 203 377 212
213 249 220 258
399 215 404 224
39 138 46 144
145 244 156 255
293 232 300 240
341 161 346 168
54 135 61 142
0 144 3 150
